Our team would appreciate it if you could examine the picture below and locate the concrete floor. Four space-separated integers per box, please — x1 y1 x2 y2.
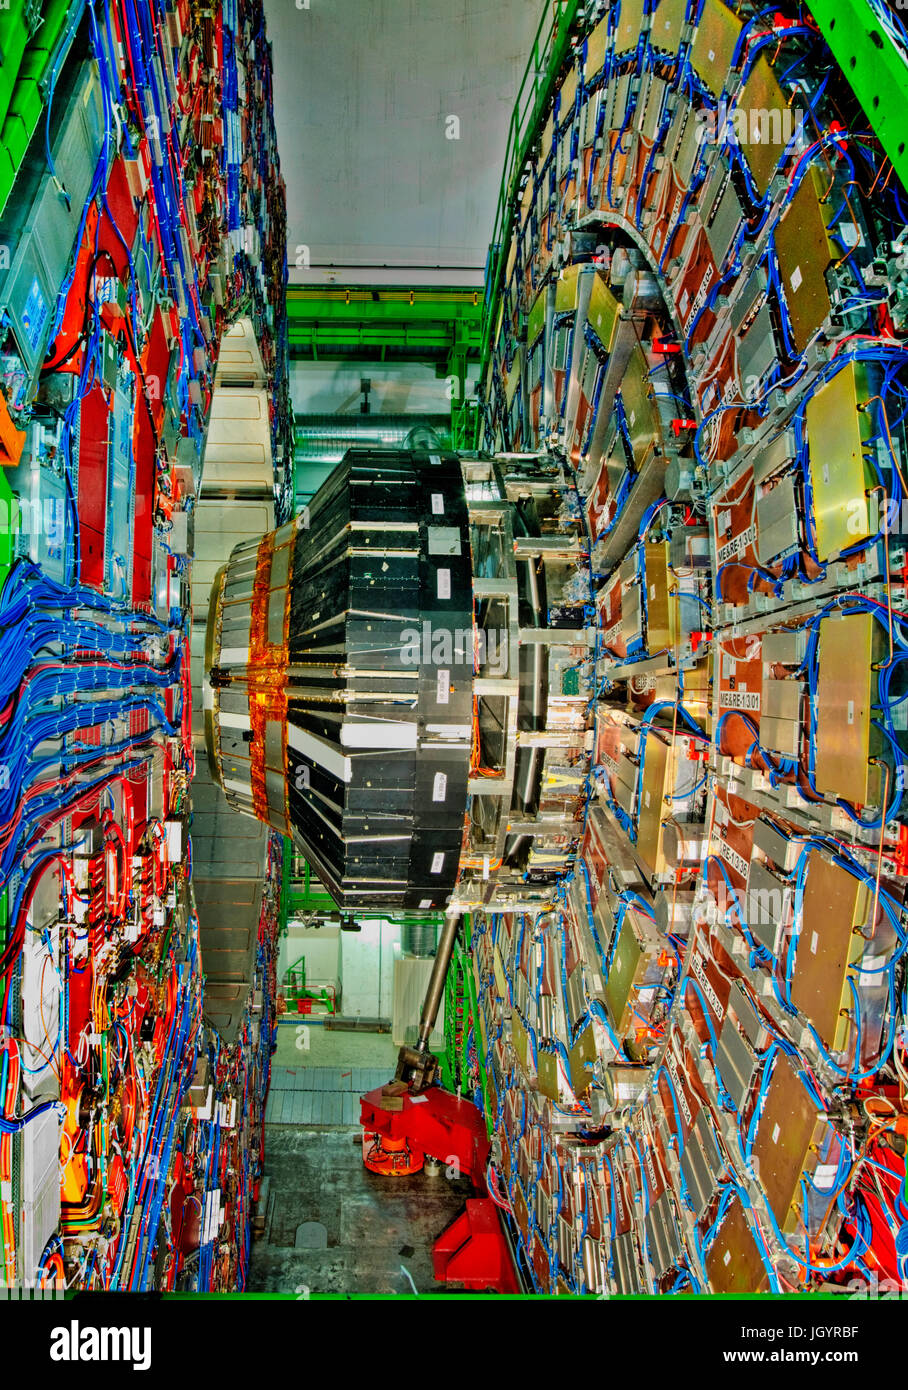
250 1028 476 1295
248 1127 474 1295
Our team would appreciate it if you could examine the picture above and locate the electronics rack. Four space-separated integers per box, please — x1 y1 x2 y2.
0 0 287 1291
460 0 908 1295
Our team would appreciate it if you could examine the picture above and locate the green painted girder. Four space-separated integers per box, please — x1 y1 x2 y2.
290 324 469 353
0 0 83 217
286 289 482 359
810 0 908 194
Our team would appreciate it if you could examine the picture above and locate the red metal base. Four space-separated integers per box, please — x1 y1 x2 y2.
433 1198 521 1293
359 1085 519 1292
359 1084 490 1186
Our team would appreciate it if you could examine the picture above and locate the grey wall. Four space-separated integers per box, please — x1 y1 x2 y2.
264 0 542 284
289 359 472 413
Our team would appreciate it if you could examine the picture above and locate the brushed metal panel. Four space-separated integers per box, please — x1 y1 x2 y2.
752 1051 825 1233
569 1023 598 1095
814 612 881 807
705 1195 769 1293
806 361 875 560
791 851 869 1052
689 0 743 95
637 732 670 876
774 164 834 356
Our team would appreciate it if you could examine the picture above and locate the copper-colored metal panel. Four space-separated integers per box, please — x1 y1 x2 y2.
790 851 869 1052
689 0 743 95
814 612 881 808
705 1195 770 1293
751 1051 824 1233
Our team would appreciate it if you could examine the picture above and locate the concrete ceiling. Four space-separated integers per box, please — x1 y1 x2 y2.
263 0 542 287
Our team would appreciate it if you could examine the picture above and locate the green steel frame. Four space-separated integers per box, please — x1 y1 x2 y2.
287 286 483 454
0 0 85 216
809 1 908 193
439 917 493 1137
281 842 336 921
286 288 481 359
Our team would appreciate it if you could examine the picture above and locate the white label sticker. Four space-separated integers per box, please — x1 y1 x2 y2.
723 1250 731 1265
437 569 451 600
718 836 749 879
644 790 651 807
790 265 802 292
847 700 854 725
418 898 432 909
431 493 444 514
810 931 819 955
718 687 761 711
432 772 448 802
772 1123 781 1145
430 852 445 874
428 453 441 465
717 522 757 566
436 669 451 704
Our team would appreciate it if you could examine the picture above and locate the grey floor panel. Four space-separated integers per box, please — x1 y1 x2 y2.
249 1128 475 1295
265 1062 395 1127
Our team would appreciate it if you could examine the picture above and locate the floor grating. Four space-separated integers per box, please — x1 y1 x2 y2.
264 1066 391 1126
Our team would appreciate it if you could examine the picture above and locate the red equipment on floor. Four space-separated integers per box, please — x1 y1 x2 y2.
433 1198 521 1293
362 1130 423 1177
359 1084 519 1293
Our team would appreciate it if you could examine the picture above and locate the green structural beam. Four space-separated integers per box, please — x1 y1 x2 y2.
284 851 336 917
288 287 483 447
480 0 583 375
810 1 908 196
286 288 482 363
0 465 16 591
0 0 84 216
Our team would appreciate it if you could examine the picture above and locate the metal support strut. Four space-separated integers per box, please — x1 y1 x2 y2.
395 911 461 1092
